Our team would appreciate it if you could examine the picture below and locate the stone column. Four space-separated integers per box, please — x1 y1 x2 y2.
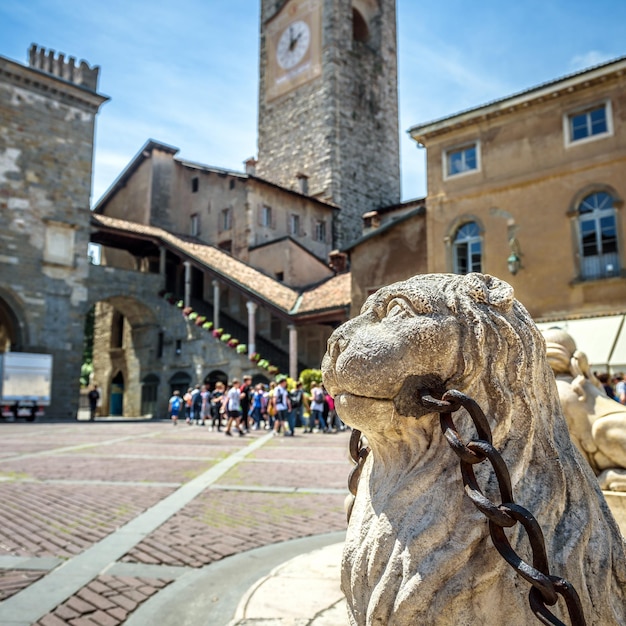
246 301 257 356
184 261 191 307
212 279 220 329
288 324 298 381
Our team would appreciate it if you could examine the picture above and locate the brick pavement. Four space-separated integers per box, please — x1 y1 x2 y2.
0 421 351 625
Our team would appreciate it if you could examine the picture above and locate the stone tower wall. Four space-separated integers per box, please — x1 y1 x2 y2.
0 47 106 419
257 0 400 248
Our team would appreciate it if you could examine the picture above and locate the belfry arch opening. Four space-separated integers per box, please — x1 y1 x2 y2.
352 0 379 43
353 9 369 42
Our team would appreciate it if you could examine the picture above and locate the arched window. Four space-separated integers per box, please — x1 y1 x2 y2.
352 8 369 42
453 222 482 274
577 191 620 280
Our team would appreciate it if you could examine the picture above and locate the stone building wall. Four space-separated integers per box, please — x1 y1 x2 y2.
0 47 107 419
349 210 427 317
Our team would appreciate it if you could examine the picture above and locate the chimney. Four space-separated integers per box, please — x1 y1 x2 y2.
362 210 381 233
328 250 348 273
296 173 309 195
244 157 257 175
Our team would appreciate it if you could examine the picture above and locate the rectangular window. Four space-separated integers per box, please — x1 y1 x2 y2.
221 208 232 231
191 177 199 193
445 143 479 177
218 239 232 254
260 205 272 228
190 213 200 236
315 220 326 242
565 102 612 146
289 214 300 236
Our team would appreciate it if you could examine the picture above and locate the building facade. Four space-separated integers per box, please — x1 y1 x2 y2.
407 57 626 370
0 45 107 419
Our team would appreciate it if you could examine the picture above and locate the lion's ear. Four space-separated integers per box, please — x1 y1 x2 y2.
463 273 514 311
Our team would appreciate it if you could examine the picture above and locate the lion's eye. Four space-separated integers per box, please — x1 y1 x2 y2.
385 297 412 317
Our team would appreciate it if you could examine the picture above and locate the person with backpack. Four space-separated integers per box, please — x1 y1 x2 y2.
272 376 292 436
190 384 203 425
288 381 304 429
209 381 225 431
309 382 327 433
168 390 182 426
249 383 265 430
224 379 246 436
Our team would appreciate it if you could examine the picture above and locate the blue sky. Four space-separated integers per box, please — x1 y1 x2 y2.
1 1 625 204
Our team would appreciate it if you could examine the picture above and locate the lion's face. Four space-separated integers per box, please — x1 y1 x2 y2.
322 274 513 430
322 273 521 432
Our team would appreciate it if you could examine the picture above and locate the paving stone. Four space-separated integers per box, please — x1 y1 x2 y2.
0 422 351 624
89 609 119 626
0 569 46 601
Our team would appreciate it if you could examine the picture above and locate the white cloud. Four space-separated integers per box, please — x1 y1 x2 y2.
569 50 615 72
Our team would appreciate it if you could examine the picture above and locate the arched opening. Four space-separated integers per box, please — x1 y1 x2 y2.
0 293 26 352
111 311 124 348
576 191 620 280
205 369 228 391
453 222 483 274
352 8 369 42
251 373 270 387
110 371 124 416
91 295 160 418
169 371 191 397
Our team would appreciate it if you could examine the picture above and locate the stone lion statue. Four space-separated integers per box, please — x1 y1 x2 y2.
543 327 626 492
322 273 626 626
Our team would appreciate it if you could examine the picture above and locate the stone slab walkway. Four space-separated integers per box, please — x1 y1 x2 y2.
0 421 351 626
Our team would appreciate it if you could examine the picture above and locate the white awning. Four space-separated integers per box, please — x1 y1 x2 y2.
536 314 626 372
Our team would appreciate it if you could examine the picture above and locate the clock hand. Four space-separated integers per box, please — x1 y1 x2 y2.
290 34 302 50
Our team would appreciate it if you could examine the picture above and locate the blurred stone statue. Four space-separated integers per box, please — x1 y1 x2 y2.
322 273 626 626
544 327 626 492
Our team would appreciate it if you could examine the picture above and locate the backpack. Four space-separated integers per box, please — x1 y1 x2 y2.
289 389 303 407
192 392 203 412
313 388 324 403
171 396 181 412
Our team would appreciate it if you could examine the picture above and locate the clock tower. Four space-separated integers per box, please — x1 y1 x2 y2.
257 0 401 248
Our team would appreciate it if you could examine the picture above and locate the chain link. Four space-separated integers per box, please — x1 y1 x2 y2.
418 389 587 626
347 429 370 522
346 389 587 624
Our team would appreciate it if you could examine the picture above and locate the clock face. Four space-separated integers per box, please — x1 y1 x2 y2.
276 20 311 70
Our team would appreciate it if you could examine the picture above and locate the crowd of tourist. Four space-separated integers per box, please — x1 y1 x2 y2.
167 375 345 436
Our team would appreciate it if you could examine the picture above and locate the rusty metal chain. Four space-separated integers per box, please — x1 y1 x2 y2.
346 428 369 522
418 389 586 626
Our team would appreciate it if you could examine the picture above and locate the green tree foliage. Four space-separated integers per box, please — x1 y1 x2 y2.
80 306 95 387
299 368 322 392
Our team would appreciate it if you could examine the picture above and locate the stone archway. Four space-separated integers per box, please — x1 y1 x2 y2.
91 294 161 418
0 289 28 353
205 369 228 391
